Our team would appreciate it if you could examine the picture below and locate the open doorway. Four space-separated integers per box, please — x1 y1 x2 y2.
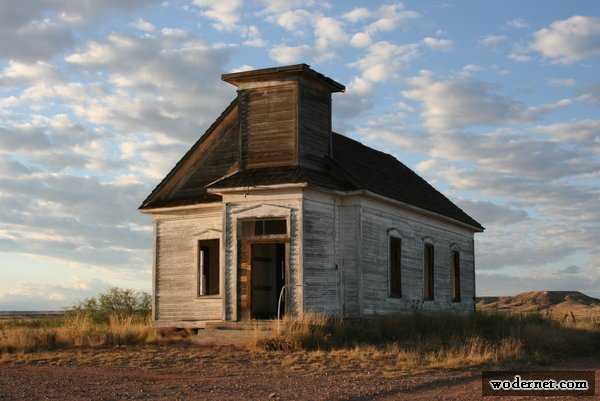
251 243 285 319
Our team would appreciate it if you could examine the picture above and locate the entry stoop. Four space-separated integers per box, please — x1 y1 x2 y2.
203 320 278 331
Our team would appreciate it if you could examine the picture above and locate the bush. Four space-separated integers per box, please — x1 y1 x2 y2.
69 288 151 323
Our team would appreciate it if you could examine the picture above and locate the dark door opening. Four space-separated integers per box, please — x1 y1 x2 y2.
251 243 285 319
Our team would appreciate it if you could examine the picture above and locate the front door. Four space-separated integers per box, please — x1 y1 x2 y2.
251 243 285 319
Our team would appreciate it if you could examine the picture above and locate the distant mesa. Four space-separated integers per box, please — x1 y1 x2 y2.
477 291 600 318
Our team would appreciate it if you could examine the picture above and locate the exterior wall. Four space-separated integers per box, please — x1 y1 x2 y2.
302 194 341 315
222 189 304 321
150 188 476 326
301 189 476 317
153 205 224 324
239 83 298 169
358 197 476 314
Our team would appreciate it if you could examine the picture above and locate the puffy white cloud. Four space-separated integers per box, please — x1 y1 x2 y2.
423 36 454 52
350 32 372 48
479 34 507 48
192 0 242 31
532 15 600 64
348 3 419 48
131 18 155 32
273 9 312 32
350 41 419 93
269 44 313 64
343 7 371 23
314 16 349 53
257 0 315 14
402 71 571 131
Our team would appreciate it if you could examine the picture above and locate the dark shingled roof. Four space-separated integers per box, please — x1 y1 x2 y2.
330 133 483 230
206 134 483 230
208 164 356 192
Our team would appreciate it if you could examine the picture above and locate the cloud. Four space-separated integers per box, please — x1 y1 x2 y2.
402 71 571 131
257 0 315 14
0 278 114 311
547 77 576 87
455 200 529 226
507 18 529 29
349 3 420 49
477 272 600 297
131 18 155 32
423 36 454 52
273 9 312 32
0 1 159 61
558 265 582 275
532 15 600 64
343 7 371 23
350 41 420 94
192 0 242 31
269 44 313 64
577 83 600 104
479 34 507 48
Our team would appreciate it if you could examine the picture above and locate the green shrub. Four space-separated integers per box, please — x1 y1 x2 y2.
68 287 151 323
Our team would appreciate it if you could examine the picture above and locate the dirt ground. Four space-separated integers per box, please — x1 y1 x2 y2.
0 331 598 401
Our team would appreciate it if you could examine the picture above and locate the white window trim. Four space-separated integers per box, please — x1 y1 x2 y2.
193 228 222 298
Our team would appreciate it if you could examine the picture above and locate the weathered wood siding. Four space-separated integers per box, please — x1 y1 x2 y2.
150 103 239 206
302 196 341 315
300 190 475 317
240 83 298 169
358 199 475 314
299 84 331 169
155 207 224 322
222 191 303 320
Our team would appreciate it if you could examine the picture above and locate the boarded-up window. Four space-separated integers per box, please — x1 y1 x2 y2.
424 243 434 300
389 237 402 298
198 239 219 296
452 251 461 302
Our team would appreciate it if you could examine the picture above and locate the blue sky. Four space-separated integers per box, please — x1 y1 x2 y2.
1 0 599 309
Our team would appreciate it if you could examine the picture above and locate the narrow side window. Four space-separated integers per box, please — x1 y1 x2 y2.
424 243 435 300
389 237 402 298
452 251 461 302
198 239 220 296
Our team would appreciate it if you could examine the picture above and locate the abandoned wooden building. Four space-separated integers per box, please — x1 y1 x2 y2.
139 64 484 327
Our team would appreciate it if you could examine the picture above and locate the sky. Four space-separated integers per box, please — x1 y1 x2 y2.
1 0 599 310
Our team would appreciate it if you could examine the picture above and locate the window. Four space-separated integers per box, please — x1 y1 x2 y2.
254 219 287 235
389 237 402 298
198 239 219 296
424 243 434 300
452 251 461 302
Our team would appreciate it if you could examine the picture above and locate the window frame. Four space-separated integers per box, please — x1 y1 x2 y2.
423 241 435 301
451 249 461 303
195 238 221 298
388 235 402 298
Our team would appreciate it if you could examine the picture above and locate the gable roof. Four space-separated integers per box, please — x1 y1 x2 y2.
330 133 483 231
138 97 238 210
139 99 483 231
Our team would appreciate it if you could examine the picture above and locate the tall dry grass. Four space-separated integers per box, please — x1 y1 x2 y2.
256 311 600 369
0 313 176 354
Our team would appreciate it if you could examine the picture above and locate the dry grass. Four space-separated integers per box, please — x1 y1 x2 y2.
0 313 183 354
255 311 600 370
